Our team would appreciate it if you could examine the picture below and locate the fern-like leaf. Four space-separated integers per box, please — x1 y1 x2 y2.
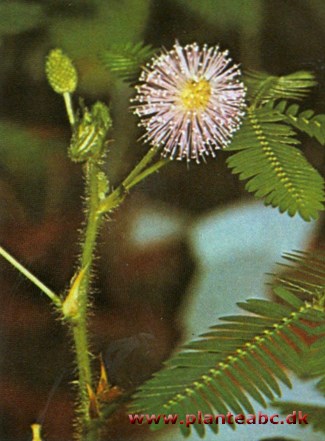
275 250 325 298
268 101 325 146
274 251 325 393
100 42 155 82
226 108 324 221
129 287 325 437
303 337 325 394
245 71 317 107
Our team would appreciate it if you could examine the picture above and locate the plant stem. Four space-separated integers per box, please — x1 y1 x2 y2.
63 92 76 126
98 151 169 215
126 158 168 190
122 146 159 188
68 149 169 440
0 246 61 307
71 160 102 440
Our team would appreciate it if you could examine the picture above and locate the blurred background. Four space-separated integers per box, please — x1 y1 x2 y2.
0 1 325 440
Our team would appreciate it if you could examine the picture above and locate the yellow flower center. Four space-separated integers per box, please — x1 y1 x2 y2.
180 79 211 111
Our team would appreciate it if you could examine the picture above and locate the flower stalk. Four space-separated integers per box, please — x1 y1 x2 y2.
63 92 76 126
0 246 61 308
98 149 169 215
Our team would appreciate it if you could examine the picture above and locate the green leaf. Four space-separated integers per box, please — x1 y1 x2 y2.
226 107 324 221
271 101 325 145
238 298 293 318
254 346 291 389
245 71 317 107
100 42 155 82
273 251 325 393
129 285 325 437
275 251 325 298
227 361 267 407
273 286 305 309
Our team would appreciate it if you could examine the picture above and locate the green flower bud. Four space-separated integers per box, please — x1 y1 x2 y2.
46 48 77 94
69 102 112 162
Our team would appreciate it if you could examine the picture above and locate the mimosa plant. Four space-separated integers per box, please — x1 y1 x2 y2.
1 41 325 441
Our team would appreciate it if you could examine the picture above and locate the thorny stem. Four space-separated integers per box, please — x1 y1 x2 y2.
0 246 61 308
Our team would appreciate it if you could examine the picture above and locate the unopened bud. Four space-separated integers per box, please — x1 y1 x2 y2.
46 48 77 94
69 102 112 162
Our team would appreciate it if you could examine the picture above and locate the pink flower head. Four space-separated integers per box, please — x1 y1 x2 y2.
132 41 246 163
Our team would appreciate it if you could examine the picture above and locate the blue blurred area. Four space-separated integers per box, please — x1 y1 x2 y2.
151 200 322 441
184 201 318 338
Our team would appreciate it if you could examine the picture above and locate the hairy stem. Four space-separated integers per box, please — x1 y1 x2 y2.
69 149 168 439
71 161 102 440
